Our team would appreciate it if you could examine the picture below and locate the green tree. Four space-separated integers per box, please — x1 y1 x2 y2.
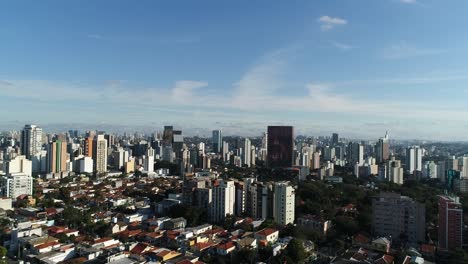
285 239 307 263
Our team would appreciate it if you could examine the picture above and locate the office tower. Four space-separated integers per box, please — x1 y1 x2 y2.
46 140 68 174
347 142 364 166
375 132 389 163
4 155 32 177
267 126 294 168
162 145 174 163
212 130 222 153
406 146 423 173
0 173 33 199
20 124 43 159
172 130 184 156
84 137 94 158
93 135 108 173
210 180 235 223
273 182 295 225
323 146 335 161
387 157 404 184
222 141 229 162
242 138 252 167
163 126 174 146
438 195 463 250
332 133 339 146
372 192 425 244
143 147 155 173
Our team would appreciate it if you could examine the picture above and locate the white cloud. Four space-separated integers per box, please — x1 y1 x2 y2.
400 0 417 3
382 41 444 59
171 80 208 102
318 16 347 31
330 41 353 51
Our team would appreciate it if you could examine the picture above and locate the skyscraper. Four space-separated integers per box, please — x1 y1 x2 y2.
273 182 295 225
210 180 235 223
21 124 43 159
84 137 94 158
163 126 174 146
242 138 252 167
212 130 222 153
267 126 294 168
93 135 108 173
347 142 364 166
375 132 389 163
46 140 68 174
406 146 423 173
438 195 463 250
332 133 339 146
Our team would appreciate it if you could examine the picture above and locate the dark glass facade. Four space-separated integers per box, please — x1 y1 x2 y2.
267 126 294 168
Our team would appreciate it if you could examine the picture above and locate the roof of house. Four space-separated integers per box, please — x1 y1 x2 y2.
256 228 278 237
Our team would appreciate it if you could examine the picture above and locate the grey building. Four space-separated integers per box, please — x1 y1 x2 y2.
372 192 425 245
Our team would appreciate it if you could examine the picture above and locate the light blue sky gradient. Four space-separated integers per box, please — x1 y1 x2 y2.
1 0 468 140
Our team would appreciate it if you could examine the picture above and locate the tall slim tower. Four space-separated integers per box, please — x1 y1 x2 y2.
242 138 252 167
273 182 295 225
21 124 43 159
438 195 463 250
267 126 294 168
93 135 108 173
212 130 222 153
46 140 68 174
406 146 423 173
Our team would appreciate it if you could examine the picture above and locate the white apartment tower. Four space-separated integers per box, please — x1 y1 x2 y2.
273 182 295 225
93 135 108 173
21 124 43 159
210 180 235 223
406 146 423 173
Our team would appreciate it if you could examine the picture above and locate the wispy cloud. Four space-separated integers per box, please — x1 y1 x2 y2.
381 41 445 59
171 80 208 103
330 41 353 51
318 16 347 31
87 34 103 40
400 0 417 3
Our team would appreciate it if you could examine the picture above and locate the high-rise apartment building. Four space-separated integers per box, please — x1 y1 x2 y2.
372 192 425 244
387 157 404 185
242 138 252 167
267 126 294 168
4 155 32 177
93 135 108 173
406 146 423 173
46 140 68 174
438 195 463 250
375 132 389 163
210 180 235 223
311 152 321 170
212 130 222 153
143 147 155 173
20 124 43 159
347 142 364 166
273 182 295 225
0 173 33 199
84 137 94 158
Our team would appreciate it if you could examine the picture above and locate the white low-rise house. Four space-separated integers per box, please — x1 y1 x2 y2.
188 224 213 236
255 228 279 244
0 197 12 210
123 214 146 224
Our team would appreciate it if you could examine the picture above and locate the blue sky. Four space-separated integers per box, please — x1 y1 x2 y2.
1 0 468 140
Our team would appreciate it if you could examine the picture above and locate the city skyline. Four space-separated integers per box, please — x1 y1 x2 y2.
2 1 468 140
